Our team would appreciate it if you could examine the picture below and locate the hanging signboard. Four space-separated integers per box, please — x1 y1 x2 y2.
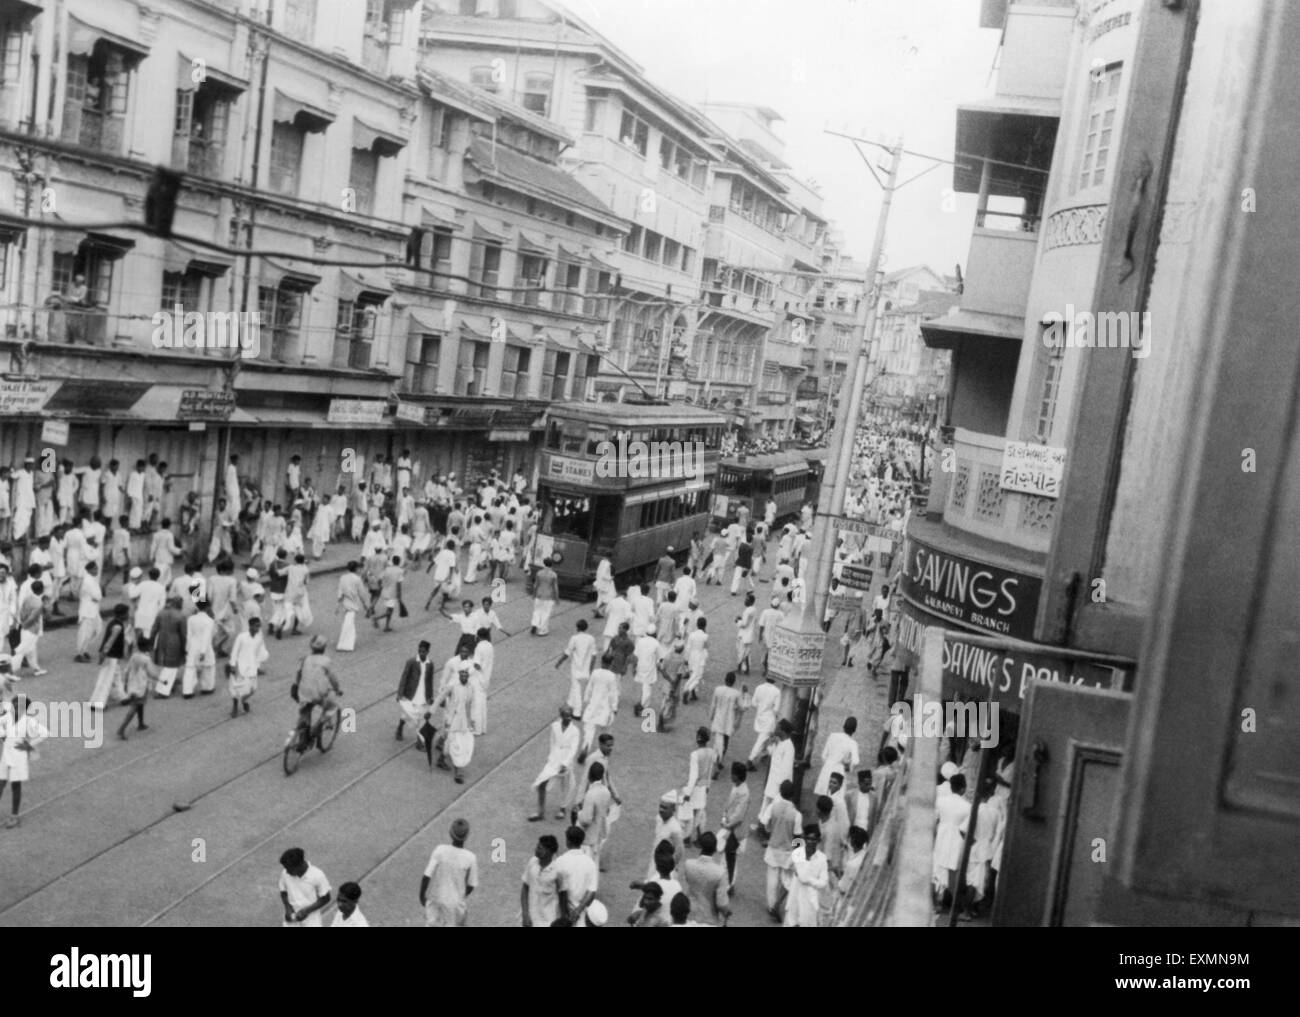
543 453 595 485
767 624 826 687
839 564 875 590
1000 440 1067 498
40 419 69 445
177 389 236 421
327 399 387 425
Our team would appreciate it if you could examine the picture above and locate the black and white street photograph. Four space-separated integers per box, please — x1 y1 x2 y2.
0 0 1288 968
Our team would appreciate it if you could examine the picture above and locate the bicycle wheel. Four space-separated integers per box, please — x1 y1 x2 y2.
283 726 306 776
316 707 342 753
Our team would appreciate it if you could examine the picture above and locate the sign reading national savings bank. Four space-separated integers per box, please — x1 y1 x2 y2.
899 535 1042 641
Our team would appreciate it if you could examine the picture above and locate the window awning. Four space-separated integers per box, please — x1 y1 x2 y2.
265 263 322 290
272 89 333 133
556 242 583 262
352 117 405 156
339 270 393 304
128 385 256 424
176 54 248 93
588 252 617 273
517 231 550 255
83 232 135 257
164 240 234 276
67 14 150 61
473 220 506 242
421 206 460 231
459 320 488 341
408 306 447 333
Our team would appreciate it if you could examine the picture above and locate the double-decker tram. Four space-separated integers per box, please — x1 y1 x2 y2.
533 400 728 594
711 449 823 527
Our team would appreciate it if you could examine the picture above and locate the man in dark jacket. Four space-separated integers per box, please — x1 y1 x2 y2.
150 594 187 698
396 639 437 764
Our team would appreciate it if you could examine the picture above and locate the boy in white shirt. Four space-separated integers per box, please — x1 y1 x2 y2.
331 881 369 927
278 847 331 927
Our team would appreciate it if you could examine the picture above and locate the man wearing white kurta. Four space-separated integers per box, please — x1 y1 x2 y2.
814 717 861 796
437 668 478 783
933 774 971 898
556 620 597 716
530 707 581 821
75 563 103 660
783 826 829 927
581 660 619 751
182 602 217 696
747 674 781 766
601 591 631 651
0 698 49 827
593 557 614 615
10 460 34 541
759 720 796 824
228 617 267 715
633 628 663 712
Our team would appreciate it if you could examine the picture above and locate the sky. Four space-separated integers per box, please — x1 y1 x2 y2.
559 0 1001 277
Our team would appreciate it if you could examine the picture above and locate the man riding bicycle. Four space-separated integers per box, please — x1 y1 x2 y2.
292 635 343 732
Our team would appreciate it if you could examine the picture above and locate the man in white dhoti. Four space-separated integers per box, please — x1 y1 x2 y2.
396 640 435 752
581 655 619 752
683 726 718 842
10 458 35 541
228 616 267 716
683 616 709 702
555 619 596 716
531 558 559 636
74 561 103 662
747 673 781 768
529 706 581 822
437 664 478 784
182 599 217 697
577 760 613 880
0 693 49 827
335 561 367 652
472 629 493 735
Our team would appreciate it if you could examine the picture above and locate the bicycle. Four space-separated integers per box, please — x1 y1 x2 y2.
283 698 343 776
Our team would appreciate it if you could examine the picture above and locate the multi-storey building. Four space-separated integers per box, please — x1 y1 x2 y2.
801 233 864 432
0 0 425 517
875 287 958 425
394 63 622 481
417 0 719 403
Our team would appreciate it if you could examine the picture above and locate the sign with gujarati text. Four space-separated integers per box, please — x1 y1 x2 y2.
893 600 1129 709
767 624 826 687
544 453 595 485
327 398 387 425
0 380 61 414
177 389 235 421
488 429 531 443
898 534 1042 641
40 419 69 445
839 564 874 590
1000 440 1066 498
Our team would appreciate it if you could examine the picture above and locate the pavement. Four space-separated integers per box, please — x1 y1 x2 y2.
0 537 893 928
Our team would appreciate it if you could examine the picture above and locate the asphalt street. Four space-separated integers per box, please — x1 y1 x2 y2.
0 548 887 928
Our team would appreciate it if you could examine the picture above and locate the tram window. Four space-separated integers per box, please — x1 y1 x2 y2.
562 430 586 455
545 422 562 450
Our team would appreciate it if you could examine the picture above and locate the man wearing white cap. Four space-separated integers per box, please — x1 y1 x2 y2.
632 624 663 716
646 790 686 880
581 653 619 752
133 567 167 641
436 658 478 784
421 818 478 927
601 588 631 652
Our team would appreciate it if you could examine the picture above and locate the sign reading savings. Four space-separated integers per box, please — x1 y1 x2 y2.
1000 440 1067 499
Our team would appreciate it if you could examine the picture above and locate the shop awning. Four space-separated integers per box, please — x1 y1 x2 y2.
272 89 333 133
68 14 149 60
339 269 393 303
41 379 152 417
352 117 405 156
128 385 256 424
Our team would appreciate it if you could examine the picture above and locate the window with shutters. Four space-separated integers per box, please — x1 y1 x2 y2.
54 249 114 307
522 73 551 116
642 231 661 263
471 240 502 300
349 147 378 214
455 338 489 395
175 83 233 177
404 333 441 394
619 109 648 156
1035 341 1065 443
64 42 133 153
160 270 202 313
430 228 453 284
259 285 305 364
284 0 317 42
427 105 450 179
270 122 305 196
336 297 380 369
470 65 501 94
623 224 642 255
500 345 532 398
1078 63 1122 191
516 253 548 308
